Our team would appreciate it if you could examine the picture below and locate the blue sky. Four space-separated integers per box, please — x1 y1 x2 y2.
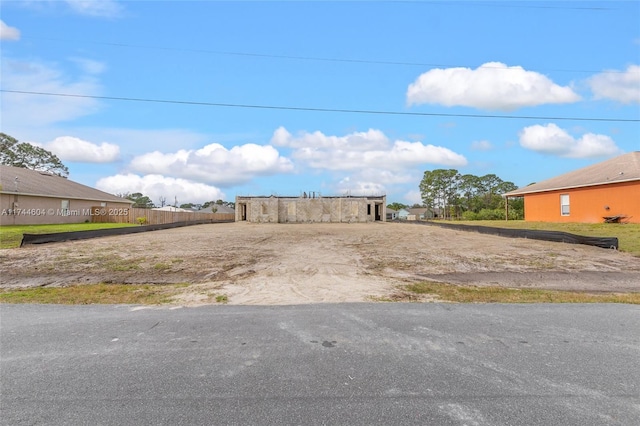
1 0 639 206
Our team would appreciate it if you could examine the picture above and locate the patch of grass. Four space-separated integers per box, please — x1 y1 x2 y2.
215 294 228 304
0 283 192 305
400 281 640 304
445 220 640 257
0 223 138 249
153 263 171 271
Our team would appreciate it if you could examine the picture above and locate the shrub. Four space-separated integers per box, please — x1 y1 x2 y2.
136 217 147 225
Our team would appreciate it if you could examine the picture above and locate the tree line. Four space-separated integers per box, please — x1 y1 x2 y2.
119 193 235 211
419 169 524 220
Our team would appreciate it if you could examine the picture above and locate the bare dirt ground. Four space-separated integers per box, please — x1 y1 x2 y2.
1 222 639 305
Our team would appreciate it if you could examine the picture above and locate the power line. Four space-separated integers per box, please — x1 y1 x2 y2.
22 36 633 75
3 89 638 123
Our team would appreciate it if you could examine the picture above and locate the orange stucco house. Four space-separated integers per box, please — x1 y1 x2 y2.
503 152 640 224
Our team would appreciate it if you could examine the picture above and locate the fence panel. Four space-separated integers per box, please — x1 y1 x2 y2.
91 207 234 225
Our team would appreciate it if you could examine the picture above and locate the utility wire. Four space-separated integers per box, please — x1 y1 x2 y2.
22 36 633 75
3 89 638 123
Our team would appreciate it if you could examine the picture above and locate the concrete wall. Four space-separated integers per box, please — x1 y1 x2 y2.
0 193 132 225
235 196 386 223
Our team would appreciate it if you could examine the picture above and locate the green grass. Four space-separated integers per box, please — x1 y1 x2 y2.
0 223 138 249
0 283 190 305
443 220 640 257
396 281 640 304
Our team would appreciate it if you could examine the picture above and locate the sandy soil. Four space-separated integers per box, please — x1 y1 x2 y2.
1 222 639 305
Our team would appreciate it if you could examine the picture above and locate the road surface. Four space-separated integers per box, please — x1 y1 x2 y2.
1 303 639 425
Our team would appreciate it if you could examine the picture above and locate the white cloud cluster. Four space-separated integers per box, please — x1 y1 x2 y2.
129 142 293 186
588 65 640 104
64 0 123 18
96 174 225 205
403 190 423 205
1 58 102 127
335 177 386 196
407 62 580 111
519 123 621 158
40 136 120 163
470 140 493 151
70 58 107 75
271 126 467 197
0 20 20 40
271 127 467 171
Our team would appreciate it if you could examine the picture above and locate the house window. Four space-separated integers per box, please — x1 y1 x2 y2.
61 200 70 216
560 194 570 216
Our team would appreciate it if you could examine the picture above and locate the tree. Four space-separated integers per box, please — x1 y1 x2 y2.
121 192 154 208
158 196 167 207
420 169 460 219
387 202 407 211
0 133 69 177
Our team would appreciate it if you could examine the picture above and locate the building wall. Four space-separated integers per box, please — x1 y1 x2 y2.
0 193 132 225
235 196 386 223
523 181 639 223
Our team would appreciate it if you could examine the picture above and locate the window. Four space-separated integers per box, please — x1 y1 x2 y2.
560 194 570 216
61 200 70 216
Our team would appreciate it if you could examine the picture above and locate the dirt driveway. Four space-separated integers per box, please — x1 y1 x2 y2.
1 222 639 305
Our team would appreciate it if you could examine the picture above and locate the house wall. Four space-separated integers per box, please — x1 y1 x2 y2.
235 196 386 223
0 193 132 225
522 181 639 223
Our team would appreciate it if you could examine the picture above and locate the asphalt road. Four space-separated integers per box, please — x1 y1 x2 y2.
1 303 639 425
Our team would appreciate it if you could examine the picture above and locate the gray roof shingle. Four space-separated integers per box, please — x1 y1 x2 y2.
0 165 132 203
504 152 640 197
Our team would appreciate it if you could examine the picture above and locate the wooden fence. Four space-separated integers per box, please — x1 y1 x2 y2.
90 207 235 225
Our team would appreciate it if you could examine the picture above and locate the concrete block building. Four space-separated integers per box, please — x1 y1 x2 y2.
235 195 386 223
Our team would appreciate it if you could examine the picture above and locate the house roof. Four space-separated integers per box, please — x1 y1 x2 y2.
0 165 132 204
504 152 640 197
152 206 192 212
407 208 430 215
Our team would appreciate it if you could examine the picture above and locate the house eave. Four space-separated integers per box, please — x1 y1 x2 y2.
0 191 133 204
503 177 640 197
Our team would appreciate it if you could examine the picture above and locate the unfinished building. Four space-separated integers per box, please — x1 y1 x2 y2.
235 195 386 223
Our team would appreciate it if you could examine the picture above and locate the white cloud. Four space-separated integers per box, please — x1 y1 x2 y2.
96 174 225 205
471 140 493 151
0 58 102 127
70 57 106 74
64 0 123 18
272 127 390 150
587 65 640 104
40 136 120 163
335 177 386 196
403 190 423 205
0 20 20 40
271 127 467 171
271 127 467 198
519 123 621 158
407 62 580 111
129 143 293 187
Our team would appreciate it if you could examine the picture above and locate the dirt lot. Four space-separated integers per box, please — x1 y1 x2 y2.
1 222 639 305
